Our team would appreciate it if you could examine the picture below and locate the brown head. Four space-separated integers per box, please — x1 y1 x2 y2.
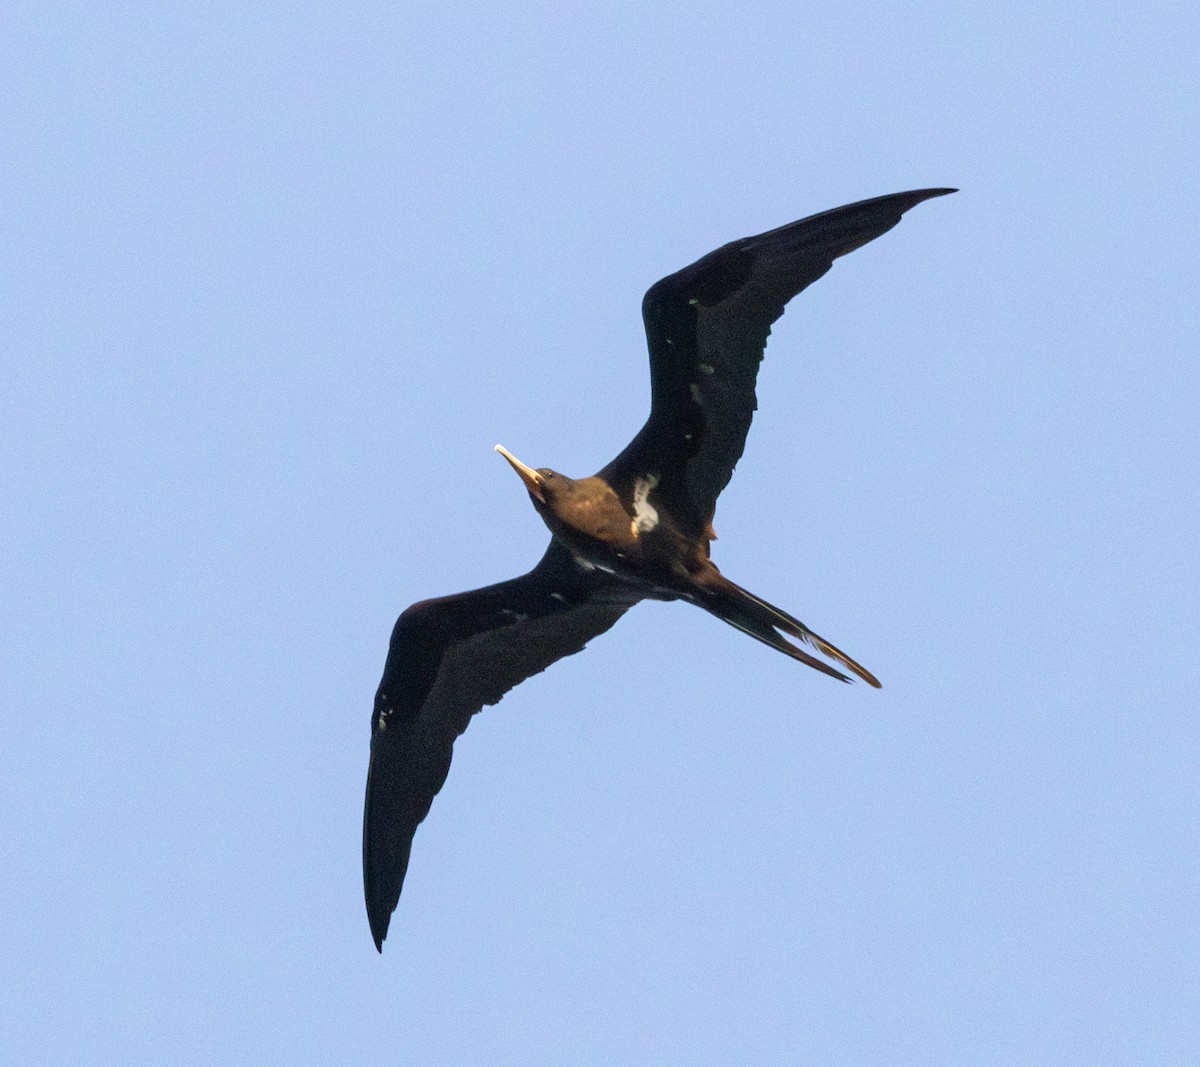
494 444 567 508
494 445 634 549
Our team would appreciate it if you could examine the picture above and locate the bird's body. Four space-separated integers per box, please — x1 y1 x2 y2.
500 455 700 595
364 188 955 951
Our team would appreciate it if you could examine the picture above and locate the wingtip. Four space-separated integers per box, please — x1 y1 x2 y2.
367 902 392 953
899 187 958 209
370 913 389 953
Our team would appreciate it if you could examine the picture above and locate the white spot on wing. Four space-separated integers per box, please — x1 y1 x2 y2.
631 474 661 534
690 383 703 404
698 363 715 375
550 592 568 604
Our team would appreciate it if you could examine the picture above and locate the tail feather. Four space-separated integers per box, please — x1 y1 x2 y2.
700 575 882 688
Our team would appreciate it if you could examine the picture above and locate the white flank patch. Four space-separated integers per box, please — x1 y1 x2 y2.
632 474 661 534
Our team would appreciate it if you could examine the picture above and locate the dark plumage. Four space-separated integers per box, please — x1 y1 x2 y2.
364 188 955 951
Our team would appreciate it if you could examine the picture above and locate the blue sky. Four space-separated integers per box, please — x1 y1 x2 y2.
4 2 1198 1063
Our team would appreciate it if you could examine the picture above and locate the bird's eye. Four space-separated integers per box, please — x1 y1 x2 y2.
542 471 555 480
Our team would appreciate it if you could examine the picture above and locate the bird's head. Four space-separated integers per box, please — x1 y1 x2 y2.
493 445 574 510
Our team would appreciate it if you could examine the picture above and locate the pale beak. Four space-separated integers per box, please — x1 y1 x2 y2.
494 444 545 503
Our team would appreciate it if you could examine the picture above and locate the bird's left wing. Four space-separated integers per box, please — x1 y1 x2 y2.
602 189 955 537
363 539 638 951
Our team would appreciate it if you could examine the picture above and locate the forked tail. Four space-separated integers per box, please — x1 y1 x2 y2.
697 573 882 687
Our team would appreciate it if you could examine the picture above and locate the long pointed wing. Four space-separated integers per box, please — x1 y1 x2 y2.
363 539 638 951
600 189 955 536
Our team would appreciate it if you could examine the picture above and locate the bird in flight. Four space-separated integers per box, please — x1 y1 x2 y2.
364 188 955 951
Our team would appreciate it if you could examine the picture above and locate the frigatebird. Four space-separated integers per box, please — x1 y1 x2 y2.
364 188 954 951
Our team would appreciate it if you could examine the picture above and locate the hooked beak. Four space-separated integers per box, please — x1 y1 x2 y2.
494 444 545 503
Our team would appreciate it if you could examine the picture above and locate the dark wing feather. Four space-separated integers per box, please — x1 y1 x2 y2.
601 188 955 536
363 539 637 951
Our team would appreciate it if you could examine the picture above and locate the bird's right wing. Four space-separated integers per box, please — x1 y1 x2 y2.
363 539 637 951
